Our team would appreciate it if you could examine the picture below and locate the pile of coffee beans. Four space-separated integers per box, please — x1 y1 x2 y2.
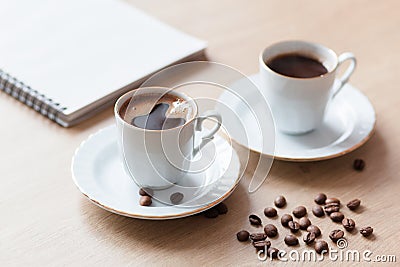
236 193 374 258
138 188 153 206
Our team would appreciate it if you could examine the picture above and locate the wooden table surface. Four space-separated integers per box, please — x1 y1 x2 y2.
1 0 399 265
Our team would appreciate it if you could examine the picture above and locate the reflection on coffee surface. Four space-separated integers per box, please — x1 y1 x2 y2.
119 92 193 130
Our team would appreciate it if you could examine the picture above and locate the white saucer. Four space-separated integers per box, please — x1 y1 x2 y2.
218 73 376 161
71 125 241 220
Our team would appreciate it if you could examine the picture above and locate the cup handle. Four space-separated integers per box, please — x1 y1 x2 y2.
332 52 357 98
192 110 222 156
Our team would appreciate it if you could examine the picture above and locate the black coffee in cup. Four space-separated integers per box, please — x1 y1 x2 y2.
266 53 328 78
119 93 193 130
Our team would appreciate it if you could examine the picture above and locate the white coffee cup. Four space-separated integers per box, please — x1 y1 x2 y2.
259 40 356 134
114 87 222 189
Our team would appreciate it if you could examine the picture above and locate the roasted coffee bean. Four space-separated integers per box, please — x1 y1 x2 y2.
314 193 327 205
324 203 340 215
249 214 262 226
250 233 267 241
293 206 307 218
216 202 228 214
329 229 344 243
284 234 299 246
281 214 293 227
204 207 219 218
353 159 365 171
139 187 153 197
253 240 271 251
342 218 356 232
330 212 345 222
139 195 152 206
307 225 321 237
264 224 278 238
236 230 249 242
267 247 279 259
264 207 277 217
347 199 361 210
312 206 325 217
303 231 316 245
360 226 373 237
314 240 329 254
299 217 312 230
170 192 184 205
288 221 300 233
325 197 340 205
274 195 287 208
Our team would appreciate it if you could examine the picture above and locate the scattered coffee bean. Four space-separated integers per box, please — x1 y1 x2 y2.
216 202 228 214
314 240 329 254
139 195 152 206
288 221 300 233
314 193 327 205
325 197 340 205
170 192 184 205
293 206 307 218
249 214 262 226
139 187 153 197
281 214 293 227
299 217 312 230
330 212 345 222
284 234 299 246
347 199 361 211
274 195 287 208
353 159 365 171
307 225 321 237
324 203 340 215
204 207 219 218
264 207 277 217
267 247 279 259
329 229 345 242
342 218 356 232
253 240 271 251
250 233 267 241
264 224 278 238
312 206 325 217
360 226 373 237
303 231 316 245
236 230 250 242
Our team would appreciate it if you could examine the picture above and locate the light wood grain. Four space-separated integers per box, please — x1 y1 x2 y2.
1 0 400 265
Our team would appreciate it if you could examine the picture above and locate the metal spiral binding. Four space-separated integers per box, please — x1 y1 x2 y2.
0 69 66 124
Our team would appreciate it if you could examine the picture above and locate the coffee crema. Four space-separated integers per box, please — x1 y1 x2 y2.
266 53 328 78
119 93 193 130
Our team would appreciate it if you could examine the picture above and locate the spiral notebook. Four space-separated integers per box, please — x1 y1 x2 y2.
0 0 206 127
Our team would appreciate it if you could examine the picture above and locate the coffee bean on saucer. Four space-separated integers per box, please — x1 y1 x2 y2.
288 221 300 233
353 159 365 171
139 187 153 197
330 212 344 222
250 233 267 241
264 224 278 237
303 231 316 245
347 199 361 210
314 240 329 254
314 193 327 205
284 234 299 246
264 207 277 217
307 225 321 237
312 206 325 217
274 195 286 208
204 207 219 218
325 197 340 205
249 214 262 226
342 218 356 232
236 230 250 242
216 202 228 214
281 214 293 227
293 206 307 218
267 247 279 259
299 217 312 230
139 195 152 206
170 192 184 205
329 229 344 243
324 203 340 215
360 226 373 237
253 240 271 251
